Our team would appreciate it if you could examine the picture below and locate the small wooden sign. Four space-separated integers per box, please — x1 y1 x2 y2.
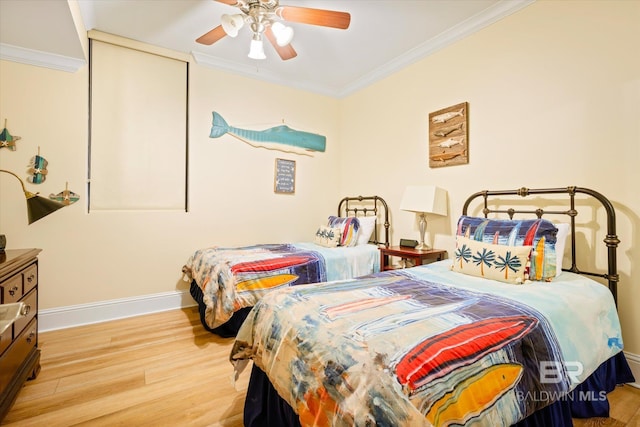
274 158 296 194
429 102 468 168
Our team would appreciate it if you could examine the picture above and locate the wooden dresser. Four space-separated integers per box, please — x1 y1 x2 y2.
0 249 41 420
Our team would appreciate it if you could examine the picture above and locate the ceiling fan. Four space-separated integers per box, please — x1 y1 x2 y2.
196 0 351 61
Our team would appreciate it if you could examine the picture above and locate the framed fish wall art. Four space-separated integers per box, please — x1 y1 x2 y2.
428 102 468 168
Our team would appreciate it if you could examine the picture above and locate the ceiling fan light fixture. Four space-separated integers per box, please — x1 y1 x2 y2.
248 35 266 60
271 21 294 46
221 13 244 37
196 2 350 61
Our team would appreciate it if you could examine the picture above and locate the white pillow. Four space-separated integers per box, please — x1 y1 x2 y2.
554 223 570 277
356 216 376 246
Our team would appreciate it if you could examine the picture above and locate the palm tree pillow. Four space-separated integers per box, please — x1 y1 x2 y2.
452 236 532 284
314 225 342 247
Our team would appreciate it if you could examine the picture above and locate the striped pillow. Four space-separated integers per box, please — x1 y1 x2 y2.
327 216 360 247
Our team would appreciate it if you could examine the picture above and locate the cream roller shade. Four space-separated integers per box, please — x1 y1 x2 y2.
89 39 187 211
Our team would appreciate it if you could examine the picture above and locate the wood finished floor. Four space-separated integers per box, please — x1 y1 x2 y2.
2 307 639 426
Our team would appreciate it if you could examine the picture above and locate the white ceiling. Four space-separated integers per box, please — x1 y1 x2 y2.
0 0 533 98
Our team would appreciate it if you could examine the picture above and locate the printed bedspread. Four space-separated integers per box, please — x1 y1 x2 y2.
231 260 624 426
183 243 378 329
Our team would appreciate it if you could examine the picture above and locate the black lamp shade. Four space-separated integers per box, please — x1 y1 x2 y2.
25 194 65 224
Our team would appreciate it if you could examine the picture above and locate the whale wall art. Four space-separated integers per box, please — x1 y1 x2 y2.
429 102 469 168
209 112 326 157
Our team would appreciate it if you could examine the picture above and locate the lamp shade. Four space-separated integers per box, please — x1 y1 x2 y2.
25 192 65 224
400 185 447 216
248 37 266 60
221 14 244 37
1 169 65 224
271 21 294 46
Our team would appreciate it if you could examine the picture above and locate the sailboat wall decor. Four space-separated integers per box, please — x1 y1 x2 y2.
209 112 326 156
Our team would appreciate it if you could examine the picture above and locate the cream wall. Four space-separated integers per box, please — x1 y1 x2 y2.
340 0 639 354
0 59 342 309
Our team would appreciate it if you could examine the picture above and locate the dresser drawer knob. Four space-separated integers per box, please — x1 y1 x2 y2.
21 304 31 316
27 274 35 283
9 285 19 296
26 331 36 344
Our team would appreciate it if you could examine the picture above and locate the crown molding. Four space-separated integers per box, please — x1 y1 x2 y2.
191 51 336 98
0 43 86 73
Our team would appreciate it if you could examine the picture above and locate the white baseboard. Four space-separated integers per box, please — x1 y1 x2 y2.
624 351 640 389
39 290 196 332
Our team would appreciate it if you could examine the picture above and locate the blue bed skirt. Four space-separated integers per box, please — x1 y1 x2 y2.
244 352 635 427
190 280 251 338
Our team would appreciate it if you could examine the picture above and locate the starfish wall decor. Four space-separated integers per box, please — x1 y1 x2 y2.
0 119 21 151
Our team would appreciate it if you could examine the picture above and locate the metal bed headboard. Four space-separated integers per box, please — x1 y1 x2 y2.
338 195 390 247
462 186 620 305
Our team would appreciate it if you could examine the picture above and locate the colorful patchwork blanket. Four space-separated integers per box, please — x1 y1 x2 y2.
183 243 379 329
231 261 624 426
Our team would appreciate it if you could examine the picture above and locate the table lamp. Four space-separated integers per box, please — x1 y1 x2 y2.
400 185 447 250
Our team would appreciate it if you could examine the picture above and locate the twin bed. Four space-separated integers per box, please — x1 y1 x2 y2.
182 195 390 337
229 186 634 427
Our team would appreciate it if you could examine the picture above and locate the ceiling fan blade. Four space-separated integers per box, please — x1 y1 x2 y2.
196 25 227 45
276 6 351 30
264 27 297 60
214 0 240 5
